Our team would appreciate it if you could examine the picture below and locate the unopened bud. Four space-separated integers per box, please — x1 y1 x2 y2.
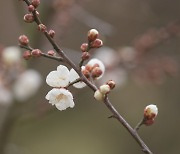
24 14 34 23
144 104 158 119
85 64 93 72
106 80 116 90
32 0 40 8
99 84 110 94
19 35 29 46
28 5 35 12
94 90 104 101
47 50 55 56
81 52 90 61
82 69 90 78
38 24 47 32
23 51 31 60
88 29 99 42
91 67 102 78
80 43 88 52
31 49 42 57
48 30 55 38
91 39 103 48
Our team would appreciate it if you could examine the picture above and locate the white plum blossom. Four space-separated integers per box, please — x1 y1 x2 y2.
2 46 21 65
46 65 70 88
69 68 86 88
94 47 118 68
13 70 42 102
45 88 74 111
0 85 13 105
87 58 105 79
118 46 136 63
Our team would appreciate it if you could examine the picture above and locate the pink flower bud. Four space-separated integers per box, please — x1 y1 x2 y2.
31 49 42 57
80 43 88 52
32 0 40 8
91 67 103 78
91 39 103 48
88 29 99 42
24 14 34 23
85 64 93 72
47 50 55 56
48 30 55 38
19 35 29 46
38 24 47 32
82 69 90 78
81 52 90 60
106 80 116 90
23 51 31 60
28 5 35 12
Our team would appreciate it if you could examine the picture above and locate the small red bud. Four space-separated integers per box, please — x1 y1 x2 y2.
19 35 29 46
28 5 35 12
106 80 116 90
48 30 55 38
23 51 31 60
81 52 90 61
85 64 93 72
24 14 34 23
91 39 103 48
32 0 40 8
82 69 90 78
88 29 99 42
47 50 55 56
31 49 42 57
80 43 88 52
91 67 103 78
38 24 47 32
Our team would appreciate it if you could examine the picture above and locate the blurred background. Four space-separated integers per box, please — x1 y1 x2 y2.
0 0 180 153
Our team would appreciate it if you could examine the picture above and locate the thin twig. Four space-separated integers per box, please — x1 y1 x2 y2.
66 78 82 88
19 44 63 62
22 1 153 153
19 44 33 51
134 118 144 131
41 53 63 62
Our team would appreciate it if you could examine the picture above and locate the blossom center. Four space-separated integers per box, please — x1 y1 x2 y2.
56 94 67 102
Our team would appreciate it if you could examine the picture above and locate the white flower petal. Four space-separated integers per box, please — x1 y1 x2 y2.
94 47 118 67
45 88 74 111
13 70 42 102
2 46 21 65
46 65 70 88
69 68 86 88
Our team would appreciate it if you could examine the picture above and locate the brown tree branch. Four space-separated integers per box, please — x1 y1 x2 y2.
19 44 63 62
22 0 153 153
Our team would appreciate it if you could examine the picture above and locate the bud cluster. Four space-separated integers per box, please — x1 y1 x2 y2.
80 29 103 62
82 63 102 79
94 80 116 101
